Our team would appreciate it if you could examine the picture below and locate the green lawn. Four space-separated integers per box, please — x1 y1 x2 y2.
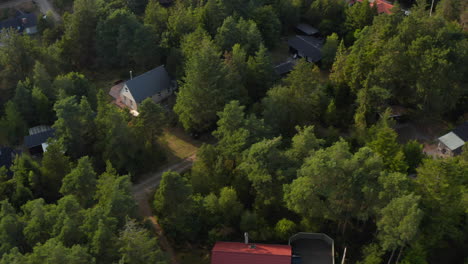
158 127 204 165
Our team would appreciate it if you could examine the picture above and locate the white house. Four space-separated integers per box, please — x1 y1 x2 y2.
119 65 175 112
437 122 468 156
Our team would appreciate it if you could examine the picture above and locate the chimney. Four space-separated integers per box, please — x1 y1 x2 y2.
130 71 133 80
244 232 249 245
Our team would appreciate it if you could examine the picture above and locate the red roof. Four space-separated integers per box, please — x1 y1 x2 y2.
356 0 394 14
211 242 291 264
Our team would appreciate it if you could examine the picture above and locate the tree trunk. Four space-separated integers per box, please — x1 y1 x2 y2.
387 249 395 264
395 246 405 264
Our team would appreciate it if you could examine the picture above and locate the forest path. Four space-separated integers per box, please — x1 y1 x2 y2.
0 0 60 21
132 154 197 264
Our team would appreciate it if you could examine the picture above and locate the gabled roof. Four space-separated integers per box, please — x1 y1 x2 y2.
438 122 468 151
274 61 295 75
24 129 55 148
296 23 319 36
125 65 171 104
211 242 291 264
288 35 323 62
452 122 468 142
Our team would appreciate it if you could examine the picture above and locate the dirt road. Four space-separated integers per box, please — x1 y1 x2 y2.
132 154 196 264
0 0 60 21
34 0 60 21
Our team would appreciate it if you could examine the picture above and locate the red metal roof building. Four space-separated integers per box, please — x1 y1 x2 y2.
356 0 395 14
211 242 292 264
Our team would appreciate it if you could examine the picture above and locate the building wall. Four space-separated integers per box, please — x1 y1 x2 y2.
120 84 138 111
437 141 454 156
150 86 174 104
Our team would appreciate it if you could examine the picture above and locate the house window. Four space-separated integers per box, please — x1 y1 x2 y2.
125 87 129 93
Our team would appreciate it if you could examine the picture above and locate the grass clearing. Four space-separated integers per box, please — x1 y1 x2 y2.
158 127 204 165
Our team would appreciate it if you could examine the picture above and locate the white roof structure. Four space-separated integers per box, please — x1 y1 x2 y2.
438 132 465 151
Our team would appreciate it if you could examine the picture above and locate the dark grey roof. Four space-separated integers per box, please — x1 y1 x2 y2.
125 65 171 104
453 122 468 142
0 13 37 33
274 61 295 75
0 147 14 169
288 35 323 62
24 129 55 148
296 23 319 36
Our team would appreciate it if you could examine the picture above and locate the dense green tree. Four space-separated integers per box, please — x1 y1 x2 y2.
271 0 300 32
0 30 38 103
10 155 41 205
12 80 34 125
54 73 96 107
32 87 53 125
118 219 167 264
250 5 281 48
94 163 137 228
21 199 52 248
321 33 340 70
174 38 242 132
0 200 24 256
40 141 70 201
200 0 227 35
274 218 297 241
59 0 98 69
262 60 326 136
286 125 324 163
96 8 158 68
436 0 462 21
239 137 289 217
306 0 346 35
25 238 94 264
0 101 27 146
403 140 425 173
414 158 467 247
246 44 275 101
32 62 54 101
94 94 142 174
333 10 467 117
48 195 85 247
126 0 148 14
377 194 423 263
215 16 263 54
60 156 97 207
284 141 384 234
154 171 201 240
344 0 377 41
368 126 408 173
53 96 96 159
134 98 166 145
161 4 199 48
144 0 169 37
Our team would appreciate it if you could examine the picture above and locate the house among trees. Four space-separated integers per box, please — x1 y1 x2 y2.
350 0 394 14
288 24 323 64
0 13 38 35
211 233 334 264
23 125 55 155
211 242 292 264
110 65 175 114
437 122 468 156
